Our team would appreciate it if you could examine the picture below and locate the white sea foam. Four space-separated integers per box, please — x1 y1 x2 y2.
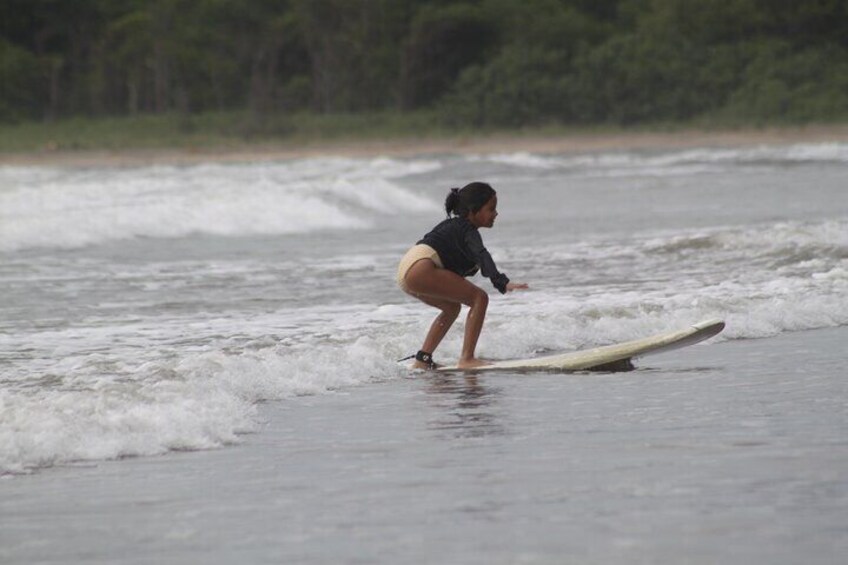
0 312 410 474
2 257 844 476
474 142 848 175
0 157 439 252
482 218 848 354
7 215 845 474
2 145 846 476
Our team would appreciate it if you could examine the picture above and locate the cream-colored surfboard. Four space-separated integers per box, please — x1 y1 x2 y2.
437 319 725 372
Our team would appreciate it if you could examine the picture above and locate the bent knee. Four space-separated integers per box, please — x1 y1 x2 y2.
469 288 489 309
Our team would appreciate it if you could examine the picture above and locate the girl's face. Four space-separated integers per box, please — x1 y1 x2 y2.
468 195 498 228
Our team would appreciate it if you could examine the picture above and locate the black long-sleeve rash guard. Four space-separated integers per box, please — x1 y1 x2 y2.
417 216 510 294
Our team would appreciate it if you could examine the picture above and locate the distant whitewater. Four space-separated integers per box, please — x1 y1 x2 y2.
0 157 440 252
1 142 846 474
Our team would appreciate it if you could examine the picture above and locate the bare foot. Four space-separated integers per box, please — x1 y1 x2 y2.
457 358 492 369
412 360 440 370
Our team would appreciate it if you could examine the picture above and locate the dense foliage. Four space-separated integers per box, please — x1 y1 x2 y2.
2 0 847 126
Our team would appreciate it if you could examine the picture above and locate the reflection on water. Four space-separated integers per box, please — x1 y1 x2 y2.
423 374 507 438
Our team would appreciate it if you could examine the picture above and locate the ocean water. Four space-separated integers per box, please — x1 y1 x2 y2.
1 142 847 562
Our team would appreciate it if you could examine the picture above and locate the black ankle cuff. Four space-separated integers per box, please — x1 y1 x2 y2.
415 350 435 368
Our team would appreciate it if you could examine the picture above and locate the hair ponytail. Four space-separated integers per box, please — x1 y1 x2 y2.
444 187 461 217
444 182 495 218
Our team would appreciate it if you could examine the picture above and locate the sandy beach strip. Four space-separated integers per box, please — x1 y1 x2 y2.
2 123 848 168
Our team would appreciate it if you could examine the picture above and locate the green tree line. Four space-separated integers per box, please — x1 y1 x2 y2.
2 0 847 127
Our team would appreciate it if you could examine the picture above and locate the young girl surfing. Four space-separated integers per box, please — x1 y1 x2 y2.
397 181 528 369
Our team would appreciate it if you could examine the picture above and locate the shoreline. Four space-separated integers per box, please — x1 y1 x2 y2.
2 123 848 167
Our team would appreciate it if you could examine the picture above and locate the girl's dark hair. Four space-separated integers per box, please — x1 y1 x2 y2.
444 182 496 217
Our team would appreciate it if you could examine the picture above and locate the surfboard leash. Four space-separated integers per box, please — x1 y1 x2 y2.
397 350 436 369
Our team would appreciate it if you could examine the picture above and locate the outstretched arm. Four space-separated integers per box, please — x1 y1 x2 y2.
464 228 512 293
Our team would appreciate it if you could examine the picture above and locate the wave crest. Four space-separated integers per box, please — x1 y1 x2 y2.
0 158 439 252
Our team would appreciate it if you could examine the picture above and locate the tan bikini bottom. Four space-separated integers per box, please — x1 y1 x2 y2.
396 244 443 293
